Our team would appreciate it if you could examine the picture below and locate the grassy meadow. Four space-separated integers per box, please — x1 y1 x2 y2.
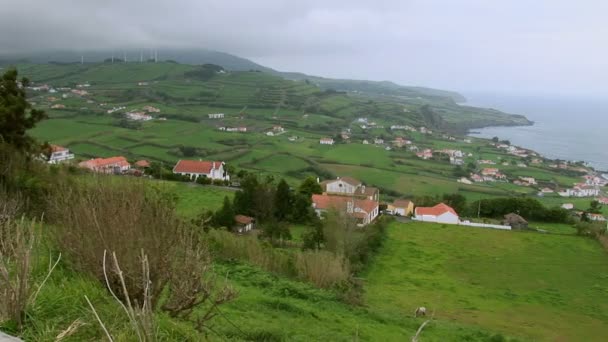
365 221 608 341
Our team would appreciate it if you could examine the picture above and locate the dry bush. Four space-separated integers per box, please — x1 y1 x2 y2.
294 251 350 288
48 177 236 335
48 177 180 306
0 190 60 330
0 217 35 328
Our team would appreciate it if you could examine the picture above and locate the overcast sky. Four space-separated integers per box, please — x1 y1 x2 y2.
2 0 607 96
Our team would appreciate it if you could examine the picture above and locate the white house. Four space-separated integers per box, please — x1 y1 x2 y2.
414 203 460 224
320 177 379 201
234 215 254 233
559 185 600 197
47 145 74 164
172 160 229 181
208 113 225 119
125 112 153 121
561 203 574 210
320 138 334 145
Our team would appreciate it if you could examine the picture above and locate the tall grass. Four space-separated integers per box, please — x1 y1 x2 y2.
47 177 179 306
209 230 350 288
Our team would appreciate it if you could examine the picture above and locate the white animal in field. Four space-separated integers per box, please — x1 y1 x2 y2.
414 307 427 317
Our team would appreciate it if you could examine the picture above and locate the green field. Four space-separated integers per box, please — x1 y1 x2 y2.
365 221 608 341
19 62 599 203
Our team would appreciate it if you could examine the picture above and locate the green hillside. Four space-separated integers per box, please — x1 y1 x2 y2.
15 61 591 207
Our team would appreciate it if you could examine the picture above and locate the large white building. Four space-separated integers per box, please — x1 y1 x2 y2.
172 160 229 181
414 203 460 224
559 185 600 197
47 145 74 164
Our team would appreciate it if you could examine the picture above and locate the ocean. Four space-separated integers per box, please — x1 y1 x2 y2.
465 93 608 172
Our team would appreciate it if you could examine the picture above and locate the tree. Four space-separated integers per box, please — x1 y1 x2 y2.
302 219 324 250
292 194 313 222
274 179 293 221
491 136 499 143
588 200 603 214
452 165 468 178
0 68 47 151
261 220 291 243
233 174 259 216
298 176 322 197
442 193 467 214
213 196 235 229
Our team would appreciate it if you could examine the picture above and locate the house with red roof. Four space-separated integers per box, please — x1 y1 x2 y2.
78 156 130 174
312 194 379 226
172 160 229 181
46 145 74 164
234 215 254 233
414 203 460 224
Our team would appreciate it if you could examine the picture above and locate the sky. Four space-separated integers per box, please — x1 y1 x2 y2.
2 0 607 96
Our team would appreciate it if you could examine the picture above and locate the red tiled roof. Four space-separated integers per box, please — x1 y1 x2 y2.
415 203 458 217
79 156 129 169
173 160 222 174
357 198 378 213
393 199 412 208
312 194 377 213
235 215 254 225
50 144 67 152
312 194 351 210
135 160 150 168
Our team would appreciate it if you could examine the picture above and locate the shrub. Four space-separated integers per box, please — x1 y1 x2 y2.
47 177 236 325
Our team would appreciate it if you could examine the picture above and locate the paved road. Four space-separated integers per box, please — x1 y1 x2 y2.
0 332 21 342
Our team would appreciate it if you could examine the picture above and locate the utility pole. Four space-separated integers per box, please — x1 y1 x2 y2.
81 55 84 65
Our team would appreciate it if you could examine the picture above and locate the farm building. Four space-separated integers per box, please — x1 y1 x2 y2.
78 156 130 174
134 160 150 168
414 203 459 224
387 199 414 216
311 194 379 226
208 113 225 119
319 138 334 145
46 145 74 164
172 160 229 181
320 177 379 201
234 215 254 233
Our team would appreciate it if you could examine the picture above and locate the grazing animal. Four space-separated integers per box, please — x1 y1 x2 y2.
415 307 427 317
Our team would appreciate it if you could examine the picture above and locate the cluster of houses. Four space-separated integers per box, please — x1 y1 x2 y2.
311 177 380 226
494 143 534 159
125 112 153 121
219 126 248 133
266 125 285 136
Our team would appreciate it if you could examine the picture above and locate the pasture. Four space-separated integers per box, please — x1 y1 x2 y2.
365 221 608 341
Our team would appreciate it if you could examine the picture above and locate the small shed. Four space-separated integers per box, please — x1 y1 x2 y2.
135 160 150 168
502 213 528 229
234 215 254 233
